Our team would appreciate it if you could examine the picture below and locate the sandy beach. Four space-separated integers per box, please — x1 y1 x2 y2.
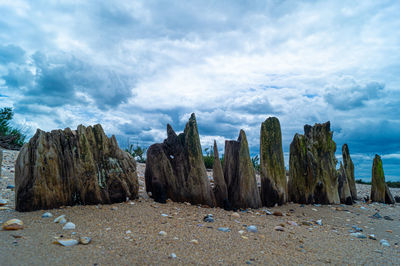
1 149 400 265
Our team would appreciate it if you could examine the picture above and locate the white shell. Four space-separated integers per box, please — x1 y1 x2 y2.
42 212 53 218
2 219 24 230
63 222 76 230
54 239 78 246
54 215 66 223
0 199 7 206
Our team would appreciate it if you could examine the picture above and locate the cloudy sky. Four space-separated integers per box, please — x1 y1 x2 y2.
1 0 399 181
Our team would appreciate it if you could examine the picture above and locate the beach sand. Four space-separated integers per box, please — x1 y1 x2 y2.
1 150 399 265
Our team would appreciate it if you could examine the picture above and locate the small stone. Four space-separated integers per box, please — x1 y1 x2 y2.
274 226 285 231
383 216 393 221
287 221 298 226
2 219 24 230
316 219 323 226
272 211 283 216
111 206 118 211
241 236 248 239
368 234 377 240
264 210 272 215
218 227 231 232
246 225 258 233
395 196 400 203
370 212 382 219
126 230 131 234
63 222 76 230
232 212 240 218
380 239 390 247
203 214 214 223
190 239 199 245
159 231 167 236
238 230 245 234
301 221 313 226
386 230 392 233
350 232 367 239
169 253 177 259
6 185 15 189
161 214 168 217
311 208 318 212
79 236 91 245
42 212 53 218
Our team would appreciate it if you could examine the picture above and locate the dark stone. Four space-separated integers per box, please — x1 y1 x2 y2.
288 122 339 204
223 130 261 209
212 140 229 208
395 196 400 203
15 124 139 212
145 113 215 207
371 154 394 204
259 117 287 207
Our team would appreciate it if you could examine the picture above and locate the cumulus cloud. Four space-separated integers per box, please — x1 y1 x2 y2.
324 79 385 110
0 0 399 180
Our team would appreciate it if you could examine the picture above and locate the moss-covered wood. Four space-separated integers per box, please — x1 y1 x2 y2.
260 117 287 207
338 162 352 205
371 154 394 204
212 140 229 209
145 113 215 207
342 144 357 200
15 124 138 212
223 130 261 209
288 121 339 204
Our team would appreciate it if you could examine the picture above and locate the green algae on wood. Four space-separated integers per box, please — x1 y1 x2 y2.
260 117 287 207
371 154 394 204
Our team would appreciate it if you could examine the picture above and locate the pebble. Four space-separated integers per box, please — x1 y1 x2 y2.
264 210 272 215
231 212 240 218
246 225 258 233
301 221 313 226
111 207 118 211
380 239 390 247
54 239 78 247
159 231 167 236
352 226 363 232
272 211 283 216
350 232 367 239
79 236 91 245
311 208 318 212
169 253 177 259
161 214 169 217
371 212 382 219
316 219 323 226
54 215 67 224
368 234 377 240
287 221 298 226
190 239 199 245
1 219 24 230
203 214 214 223
6 185 14 189
238 230 245 234
218 227 231 232
274 226 285 232
383 216 393 221
63 222 76 230
42 212 53 218
126 230 131 234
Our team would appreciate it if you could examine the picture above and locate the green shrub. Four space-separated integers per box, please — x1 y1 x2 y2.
0 107 26 148
203 146 214 169
125 143 147 163
251 154 260 173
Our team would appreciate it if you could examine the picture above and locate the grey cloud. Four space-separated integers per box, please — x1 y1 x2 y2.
324 81 385 110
